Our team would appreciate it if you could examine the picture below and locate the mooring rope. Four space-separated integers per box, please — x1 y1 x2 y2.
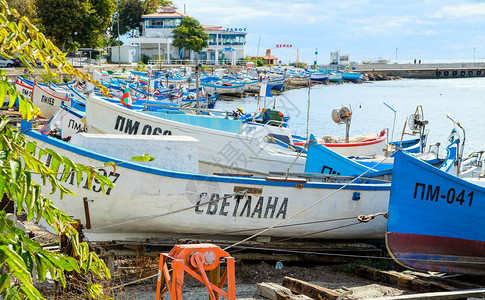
224 154 393 251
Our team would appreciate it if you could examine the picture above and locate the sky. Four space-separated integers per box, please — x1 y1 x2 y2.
170 0 485 64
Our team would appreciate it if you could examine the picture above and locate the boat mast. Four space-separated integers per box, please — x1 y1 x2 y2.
447 114 466 176
256 33 261 58
306 79 311 141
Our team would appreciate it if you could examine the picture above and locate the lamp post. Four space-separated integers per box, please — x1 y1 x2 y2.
117 2 121 67
395 48 398 63
73 32 77 66
473 47 476 63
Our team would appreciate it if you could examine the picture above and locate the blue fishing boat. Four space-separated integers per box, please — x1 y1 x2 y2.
310 71 328 82
304 134 393 176
267 75 285 91
341 72 364 82
386 150 485 275
389 135 427 154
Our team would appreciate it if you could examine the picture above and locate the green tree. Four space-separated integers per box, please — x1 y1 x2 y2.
36 0 116 50
36 0 93 50
112 0 172 39
172 17 209 54
172 16 209 104
6 0 37 24
0 2 114 298
77 0 117 48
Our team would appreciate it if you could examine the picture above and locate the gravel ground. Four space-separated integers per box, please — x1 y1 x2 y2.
113 261 411 299
23 212 412 299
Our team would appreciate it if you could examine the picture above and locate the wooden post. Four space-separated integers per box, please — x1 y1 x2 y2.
209 264 220 300
107 254 115 280
83 197 92 229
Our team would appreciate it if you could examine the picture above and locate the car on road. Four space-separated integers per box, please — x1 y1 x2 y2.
0 56 15 68
12 57 20 67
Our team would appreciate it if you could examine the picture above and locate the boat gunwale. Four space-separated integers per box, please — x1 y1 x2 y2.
24 128 390 191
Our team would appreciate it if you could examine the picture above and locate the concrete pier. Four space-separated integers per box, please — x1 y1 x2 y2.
353 62 485 79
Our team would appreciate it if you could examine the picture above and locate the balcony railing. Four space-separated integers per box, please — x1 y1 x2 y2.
147 59 248 66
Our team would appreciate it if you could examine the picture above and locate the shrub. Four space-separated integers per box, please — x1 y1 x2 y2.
136 61 147 72
38 71 61 84
141 53 150 64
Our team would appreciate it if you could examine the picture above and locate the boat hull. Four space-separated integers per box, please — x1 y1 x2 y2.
25 129 390 242
31 82 70 119
267 78 285 90
328 73 342 83
386 151 485 275
203 84 245 96
85 96 306 176
310 74 329 82
243 80 260 93
294 131 387 157
323 136 386 157
341 72 363 81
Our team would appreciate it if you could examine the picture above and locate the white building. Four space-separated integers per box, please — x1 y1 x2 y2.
129 6 247 65
330 50 350 67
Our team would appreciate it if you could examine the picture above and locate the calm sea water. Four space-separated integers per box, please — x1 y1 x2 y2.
214 78 485 157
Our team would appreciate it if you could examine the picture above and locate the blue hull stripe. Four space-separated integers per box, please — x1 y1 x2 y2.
25 129 389 191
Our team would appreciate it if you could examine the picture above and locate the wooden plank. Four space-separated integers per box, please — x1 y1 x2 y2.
354 265 456 293
403 271 484 290
257 282 312 300
282 276 341 300
370 288 485 300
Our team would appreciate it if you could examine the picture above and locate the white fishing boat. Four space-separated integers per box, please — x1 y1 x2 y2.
15 76 33 100
294 106 387 157
310 72 329 82
85 95 306 176
23 125 391 242
202 82 245 96
321 131 387 157
328 72 343 83
242 79 260 93
31 81 70 119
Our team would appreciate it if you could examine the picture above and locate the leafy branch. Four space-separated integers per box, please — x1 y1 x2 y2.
0 1 120 298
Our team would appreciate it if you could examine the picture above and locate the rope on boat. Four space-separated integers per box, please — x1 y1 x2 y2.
224 154 394 251
358 212 389 223
184 215 364 238
90 145 396 240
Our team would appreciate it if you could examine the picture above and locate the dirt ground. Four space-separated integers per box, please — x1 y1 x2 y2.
23 219 411 299
113 259 411 299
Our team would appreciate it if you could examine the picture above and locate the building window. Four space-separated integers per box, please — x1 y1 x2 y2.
221 34 245 46
145 18 182 29
146 19 163 28
209 34 217 46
